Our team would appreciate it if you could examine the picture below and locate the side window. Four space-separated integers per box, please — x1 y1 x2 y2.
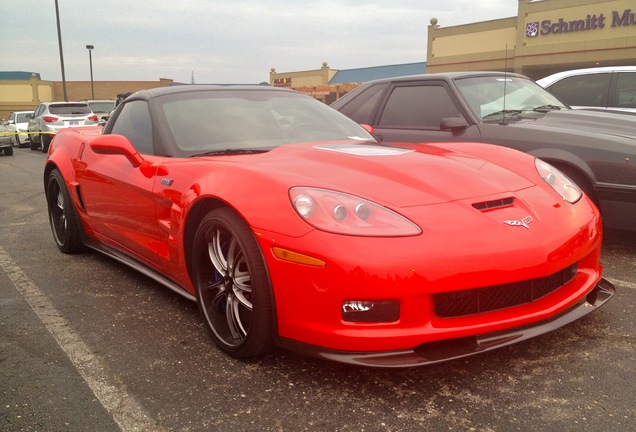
378 85 461 129
336 84 388 124
616 72 636 109
34 105 44 117
109 101 153 155
548 73 610 107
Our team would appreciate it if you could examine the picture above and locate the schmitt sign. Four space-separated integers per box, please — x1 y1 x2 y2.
526 8 634 37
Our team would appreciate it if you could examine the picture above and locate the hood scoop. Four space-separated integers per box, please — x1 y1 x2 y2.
314 143 414 156
472 197 515 211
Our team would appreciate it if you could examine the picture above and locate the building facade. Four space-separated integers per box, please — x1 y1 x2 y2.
0 73 174 120
427 0 636 80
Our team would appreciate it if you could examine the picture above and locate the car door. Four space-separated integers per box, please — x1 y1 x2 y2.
28 104 45 136
370 83 481 143
75 100 165 269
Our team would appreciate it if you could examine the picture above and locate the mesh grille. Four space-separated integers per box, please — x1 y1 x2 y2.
433 264 578 318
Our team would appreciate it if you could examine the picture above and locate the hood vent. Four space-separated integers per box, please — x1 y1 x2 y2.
472 197 514 212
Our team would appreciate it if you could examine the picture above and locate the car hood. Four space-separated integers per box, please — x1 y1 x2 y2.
252 142 535 207
512 109 636 140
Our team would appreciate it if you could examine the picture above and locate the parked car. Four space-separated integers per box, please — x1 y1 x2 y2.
537 66 636 113
44 85 613 367
0 121 13 155
7 111 34 147
28 101 98 152
331 71 636 232
82 99 116 120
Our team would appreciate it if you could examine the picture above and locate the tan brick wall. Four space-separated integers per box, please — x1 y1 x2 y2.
0 78 174 120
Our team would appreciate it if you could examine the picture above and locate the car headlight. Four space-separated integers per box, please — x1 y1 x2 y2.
535 159 582 204
290 187 422 237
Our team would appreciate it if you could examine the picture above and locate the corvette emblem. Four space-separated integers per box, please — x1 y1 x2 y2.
503 216 533 229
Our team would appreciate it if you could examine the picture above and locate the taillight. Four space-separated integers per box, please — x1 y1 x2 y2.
42 115 58 123
88 115 98 121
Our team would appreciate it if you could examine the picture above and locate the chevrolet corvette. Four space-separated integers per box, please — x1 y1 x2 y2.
44 85 614 367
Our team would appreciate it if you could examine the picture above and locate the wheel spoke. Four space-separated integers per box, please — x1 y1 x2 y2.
225 293 244 341
208 229 228 276
232 256 252 310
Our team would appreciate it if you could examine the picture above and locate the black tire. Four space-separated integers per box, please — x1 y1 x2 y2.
192 207 275 359
30 133 39 150
3 147 13 156
41 134 52 153
14 134 21 147
46 169 85 254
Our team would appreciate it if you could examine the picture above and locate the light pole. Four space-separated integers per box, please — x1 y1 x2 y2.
55 0 68 101
86 44 94 99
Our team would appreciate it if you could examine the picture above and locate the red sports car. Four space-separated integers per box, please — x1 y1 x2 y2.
44 85 614 367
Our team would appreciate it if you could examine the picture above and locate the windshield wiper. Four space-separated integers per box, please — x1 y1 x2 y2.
482 109 522 120
191 148 269 157
532 105 562 112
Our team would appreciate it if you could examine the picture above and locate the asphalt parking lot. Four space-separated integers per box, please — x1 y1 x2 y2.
1 147 635 432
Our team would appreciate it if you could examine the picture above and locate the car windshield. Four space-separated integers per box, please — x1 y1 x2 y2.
49 104 92 115
155 89 375 154
88 101 115 113
455 76 568 120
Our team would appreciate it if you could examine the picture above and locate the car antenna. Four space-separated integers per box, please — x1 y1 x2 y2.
500 44 509 125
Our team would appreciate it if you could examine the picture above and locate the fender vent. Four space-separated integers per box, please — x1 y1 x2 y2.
434 264 578 318
75 185 86 212
472 197 514 211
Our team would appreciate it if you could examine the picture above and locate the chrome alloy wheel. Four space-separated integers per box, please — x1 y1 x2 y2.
201 225 253 347
192 207 274 358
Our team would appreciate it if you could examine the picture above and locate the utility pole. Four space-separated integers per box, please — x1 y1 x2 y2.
54 0 68 101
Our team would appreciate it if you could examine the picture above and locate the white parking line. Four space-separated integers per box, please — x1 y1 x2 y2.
0 246 165 432
607 277 636 290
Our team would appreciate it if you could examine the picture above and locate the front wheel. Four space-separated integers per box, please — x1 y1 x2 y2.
192 207 275 359
46 169 85 254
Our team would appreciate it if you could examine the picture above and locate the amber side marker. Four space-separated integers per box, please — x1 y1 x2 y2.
272 247 326 267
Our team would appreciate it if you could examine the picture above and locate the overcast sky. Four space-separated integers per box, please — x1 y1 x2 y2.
2 0 519 84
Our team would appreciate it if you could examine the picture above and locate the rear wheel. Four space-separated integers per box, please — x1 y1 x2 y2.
29 133 39 150
46 169 85 254
41 134 52 153
3 147 13 156
192 207 275 359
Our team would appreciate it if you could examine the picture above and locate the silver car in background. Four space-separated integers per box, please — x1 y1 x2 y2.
28 102 98 152
83 99 116 120
7 111 34 147
537 66 636 113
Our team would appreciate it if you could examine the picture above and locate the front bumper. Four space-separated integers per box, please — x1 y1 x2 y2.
279 279 614 368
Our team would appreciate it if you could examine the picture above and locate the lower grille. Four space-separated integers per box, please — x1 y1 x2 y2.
433 264 578 318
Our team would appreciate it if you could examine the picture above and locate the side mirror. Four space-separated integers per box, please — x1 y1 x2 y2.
360 124 375 135
440 117 469 131
89 134 145 167
25 114 33 120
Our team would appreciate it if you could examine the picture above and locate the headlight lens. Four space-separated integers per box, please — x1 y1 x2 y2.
535 159 582 204
290 187 421 237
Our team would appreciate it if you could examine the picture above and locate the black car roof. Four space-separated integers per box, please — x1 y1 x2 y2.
128 85 296 101
360 71 529 85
